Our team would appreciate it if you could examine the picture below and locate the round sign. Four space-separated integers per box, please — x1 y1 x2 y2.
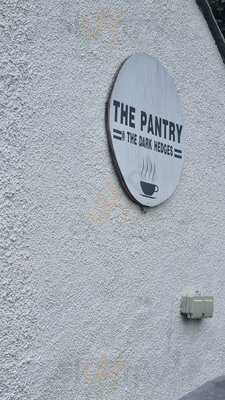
107 53 184 207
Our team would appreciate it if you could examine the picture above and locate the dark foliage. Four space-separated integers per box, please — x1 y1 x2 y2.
208 0 225 38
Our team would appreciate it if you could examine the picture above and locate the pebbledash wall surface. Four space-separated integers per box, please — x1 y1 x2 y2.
1 1 225 400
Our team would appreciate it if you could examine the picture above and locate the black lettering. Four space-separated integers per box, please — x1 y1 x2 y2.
162 119 168 139
139 136 152 149
148 114 154 135
169 122 176 142
140 111 147 131
176 124 182 144
120 102 128 125
113 100 120 122
129 106 136 128
155 116 162 138
127 131 137 145
145 138 152 149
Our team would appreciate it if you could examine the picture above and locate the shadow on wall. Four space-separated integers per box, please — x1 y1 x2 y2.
179 376 225 400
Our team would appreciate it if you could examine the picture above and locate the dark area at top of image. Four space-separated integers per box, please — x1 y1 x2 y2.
208 0 225 38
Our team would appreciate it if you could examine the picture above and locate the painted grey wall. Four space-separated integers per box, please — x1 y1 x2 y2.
1 1 225 399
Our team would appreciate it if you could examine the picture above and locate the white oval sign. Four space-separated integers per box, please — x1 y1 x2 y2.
107 53 184 207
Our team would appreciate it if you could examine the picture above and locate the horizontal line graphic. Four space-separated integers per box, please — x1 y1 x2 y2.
113 128 122 135
174 148 182 154
174 154 182 159
113 128 125 141
113 135 122 140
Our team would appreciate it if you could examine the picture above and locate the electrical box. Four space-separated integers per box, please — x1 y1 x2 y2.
180 295 214 320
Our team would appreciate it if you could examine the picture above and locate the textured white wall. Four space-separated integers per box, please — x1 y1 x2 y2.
1 1 225 399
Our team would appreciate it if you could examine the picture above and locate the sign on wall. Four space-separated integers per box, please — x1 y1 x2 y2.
106 53 184 207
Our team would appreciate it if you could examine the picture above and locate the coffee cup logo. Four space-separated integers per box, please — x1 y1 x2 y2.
140 157 159 198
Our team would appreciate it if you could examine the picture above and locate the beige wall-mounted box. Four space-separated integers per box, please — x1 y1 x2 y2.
180 296 214 320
